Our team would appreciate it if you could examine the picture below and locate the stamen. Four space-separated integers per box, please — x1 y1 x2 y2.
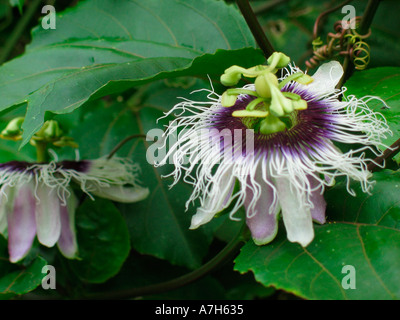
232 110 269 118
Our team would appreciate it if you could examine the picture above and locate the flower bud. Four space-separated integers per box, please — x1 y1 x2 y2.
36 120 63 140
1 117 24 138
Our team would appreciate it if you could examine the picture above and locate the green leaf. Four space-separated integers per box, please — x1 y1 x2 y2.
235 223 400 300
20 47 263 148
0 0 261 147
234 170 400 300
344 67 400 150
69 197 131 283
325 170 400 228
0 236 47 297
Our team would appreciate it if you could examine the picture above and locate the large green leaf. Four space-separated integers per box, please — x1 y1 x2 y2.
0 0 262 147
69 197 131 283
20 47 263 147
235 223 400 300
234 170 400 300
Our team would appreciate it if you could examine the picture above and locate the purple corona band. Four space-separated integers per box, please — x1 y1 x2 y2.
58 160 90 172
0 160 91 173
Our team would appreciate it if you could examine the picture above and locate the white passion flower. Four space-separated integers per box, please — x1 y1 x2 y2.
0 157 149 263
156 59 391 247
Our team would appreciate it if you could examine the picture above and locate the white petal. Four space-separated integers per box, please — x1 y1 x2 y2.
7 184 37 263
308 176 327 224
245 177 280 245
274 177 314 247
88 183 150 203
308 61 344 95
190 166 235 229
35 184 61 247
0 187 10 237
57 191 78 259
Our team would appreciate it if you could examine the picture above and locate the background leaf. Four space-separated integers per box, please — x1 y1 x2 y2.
69 197 131 283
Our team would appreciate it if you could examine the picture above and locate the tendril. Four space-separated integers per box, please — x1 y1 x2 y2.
306 16 371 71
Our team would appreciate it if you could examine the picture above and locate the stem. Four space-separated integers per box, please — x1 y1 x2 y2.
83 225 248 300
0 0 42 64
107 134 147 159
359 0 381 35
35 141 48 163
367 138 400 172
336 41 352 89
236 0 275 58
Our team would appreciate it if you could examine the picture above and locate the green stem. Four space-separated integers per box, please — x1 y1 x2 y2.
35 141 48 163
107 134 147 159
236 0 275 59
336 42 352 89
83 225 248 300
0 0 42 64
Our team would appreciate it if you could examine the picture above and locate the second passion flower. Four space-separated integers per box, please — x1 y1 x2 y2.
0 157 149 263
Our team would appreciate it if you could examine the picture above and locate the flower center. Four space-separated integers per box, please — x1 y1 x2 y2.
219 52 313 135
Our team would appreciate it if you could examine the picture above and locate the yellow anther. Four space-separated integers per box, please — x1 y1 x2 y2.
232 110 269 118
221 91 238 107
293 99 308 110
